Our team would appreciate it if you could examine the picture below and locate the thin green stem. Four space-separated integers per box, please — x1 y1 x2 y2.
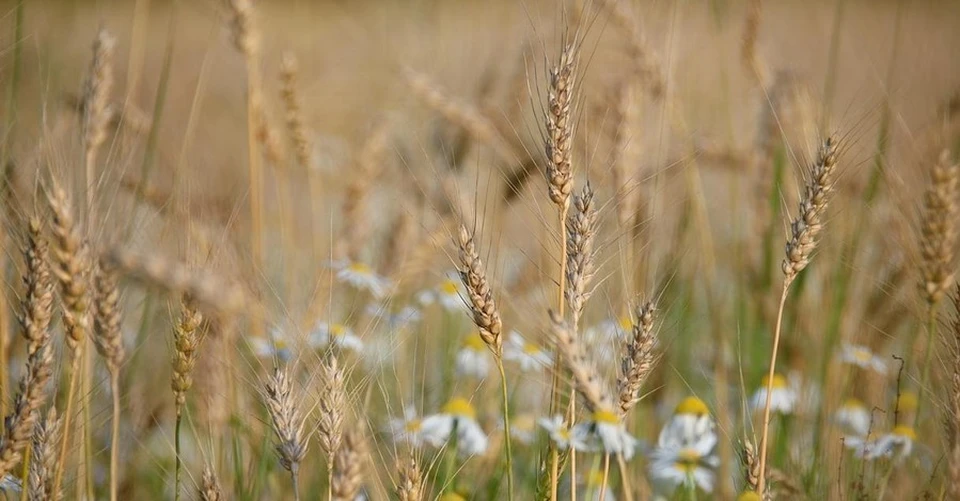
175 411 183 501
497 358 515 500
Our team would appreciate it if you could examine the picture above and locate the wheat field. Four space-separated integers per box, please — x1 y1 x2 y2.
0 0 959 499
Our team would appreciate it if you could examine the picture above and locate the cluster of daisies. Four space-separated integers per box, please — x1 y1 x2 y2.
254 261 924 497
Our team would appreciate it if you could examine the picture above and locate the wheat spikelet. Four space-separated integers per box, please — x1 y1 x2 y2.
107 247 246 314
617 300 658 414
565 183 597 322
0 264 56 477
547 311 613 413
741 440 761 492
318 355 346 461
331 427 365 501
781 135 839 283
47 186 90 354
612 81 642 230
21 219 53 355
919 150 959 305
199 465 224 501
82 28 116 203
596 0 664 98
544 44 576 209
456 225 503 355
262 367 309 474
93 258 124 374
279 52 316 172
28 407 61 501
396 456 422 501
740 0 768 86
171 297 203 415
402 67 512 164
338 123 389 262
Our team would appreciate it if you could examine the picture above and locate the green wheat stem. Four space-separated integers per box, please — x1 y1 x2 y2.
497 357 515 500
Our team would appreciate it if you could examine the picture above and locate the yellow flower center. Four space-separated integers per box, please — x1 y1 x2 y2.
274 338 288 350
404 419 422 433
330 324 346 336
892 424 917 441
464 333 486 351
348 262 372 274
897 392 918 412
442 397 477 419
675 396 709 416
617 316 633 330
673 448 701 473
852 348 873 363
760 373 787 389
440 280 459 295
523 342 541 355
841 398 864 410
737 492 762 501
592 408 620 425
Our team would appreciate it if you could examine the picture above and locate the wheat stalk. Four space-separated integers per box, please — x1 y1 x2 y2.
758 135 839 495
92 258 124 501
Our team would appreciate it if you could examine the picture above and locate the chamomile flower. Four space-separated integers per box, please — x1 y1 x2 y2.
419 397 488 456
854 425 917 461
539 415 577 450
834 398 871 437
840 343 887 374
749 373 797 415
648 432 719 496
503 331 552 372
336 261 391 298
311 322 364 353
250 327 296 361
387 407 424 446
455 332 491 378
658 396 717 449
365 304 422 330
416 277 466 312
571 408 638 459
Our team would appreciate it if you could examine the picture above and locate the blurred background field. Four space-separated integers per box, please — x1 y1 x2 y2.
1 0 960 500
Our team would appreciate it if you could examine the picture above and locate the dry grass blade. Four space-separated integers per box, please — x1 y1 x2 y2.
617 300 657 415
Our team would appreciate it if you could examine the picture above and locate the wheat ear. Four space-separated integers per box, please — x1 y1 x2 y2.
331 427 365 501
455 224 513 498
318 355 346 498
262 367 309 500
171 297 202 501
617 301 658 415
82 28 115 217
397 456 422 501
28 407 62 501
46 185 91 500
199 464 224 501
92 258 124 501
758 136 839 495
